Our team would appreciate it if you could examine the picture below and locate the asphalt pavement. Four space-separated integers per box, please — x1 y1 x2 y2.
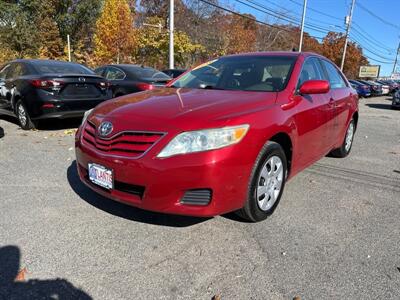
0 96 399 299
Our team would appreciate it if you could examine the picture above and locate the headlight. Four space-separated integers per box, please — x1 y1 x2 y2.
157 125 249 158
82 109 93 125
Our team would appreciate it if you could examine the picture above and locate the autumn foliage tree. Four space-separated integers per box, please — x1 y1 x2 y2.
321 32 368 78
221 14 257 54
94 0 136 64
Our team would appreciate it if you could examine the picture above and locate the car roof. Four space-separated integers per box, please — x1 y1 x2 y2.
223 51 324 59
103 64 154 69
10 59 82 65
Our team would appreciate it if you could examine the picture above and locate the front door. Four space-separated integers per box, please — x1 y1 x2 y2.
293 57 333 169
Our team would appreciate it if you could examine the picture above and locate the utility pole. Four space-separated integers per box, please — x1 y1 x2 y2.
298 0 307 52
67 34 71 62
340 0 356 71
392 40 400 75
169 0 174 69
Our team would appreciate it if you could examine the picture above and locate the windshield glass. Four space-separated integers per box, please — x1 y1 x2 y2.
171 55 297 92
34 62 93 75
127 66 170 79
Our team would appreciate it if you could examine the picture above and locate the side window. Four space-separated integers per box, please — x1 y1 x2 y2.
297 57 324 88
7 63 26 79
0 65 10 80
105 67 125 80
321 60 347 89
95 67 105 77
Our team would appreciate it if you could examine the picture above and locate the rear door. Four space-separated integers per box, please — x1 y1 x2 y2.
320 59 352 147
294 57 333 167
104 66 128 96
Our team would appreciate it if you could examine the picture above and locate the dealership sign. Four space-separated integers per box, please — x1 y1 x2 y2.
359 65 380 78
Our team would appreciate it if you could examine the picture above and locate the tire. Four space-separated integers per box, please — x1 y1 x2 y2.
15 100 37 130
329 118 355 158
236 141 287 222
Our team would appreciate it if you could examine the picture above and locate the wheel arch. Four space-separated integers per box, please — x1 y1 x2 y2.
268 132 293 177
352 110 359 129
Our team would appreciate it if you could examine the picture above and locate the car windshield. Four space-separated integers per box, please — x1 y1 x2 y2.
126 66 170 79
34 61 94 75
171 55 297 92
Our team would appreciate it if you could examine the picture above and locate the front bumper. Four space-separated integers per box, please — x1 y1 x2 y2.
75 132 254 217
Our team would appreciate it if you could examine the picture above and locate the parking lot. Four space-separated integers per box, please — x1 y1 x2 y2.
0 95 399 299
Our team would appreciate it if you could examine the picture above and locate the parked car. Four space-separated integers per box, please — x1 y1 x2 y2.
162 69 186 78
0 59 112 130
348 79 371 98
371 81 390 95
376 80 398 94
94 64 171 97
357 79 383 96
392 90 400 109
75 52 358 222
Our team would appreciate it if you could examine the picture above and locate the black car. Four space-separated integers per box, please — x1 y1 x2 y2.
162 68 186 78
0 59 112 130
94 64 171 97
356 79 383 96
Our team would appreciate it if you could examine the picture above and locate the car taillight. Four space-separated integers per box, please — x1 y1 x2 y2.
136 83 154 90
30 79 64 89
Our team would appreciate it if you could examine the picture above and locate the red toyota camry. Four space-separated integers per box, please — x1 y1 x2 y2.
75 52 358 222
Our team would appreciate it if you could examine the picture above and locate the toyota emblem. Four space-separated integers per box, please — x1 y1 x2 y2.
98 121 113 137
78 77 86 82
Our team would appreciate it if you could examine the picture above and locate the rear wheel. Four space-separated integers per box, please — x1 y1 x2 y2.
236 141 287 222
16 100 37 130
330 118 355 158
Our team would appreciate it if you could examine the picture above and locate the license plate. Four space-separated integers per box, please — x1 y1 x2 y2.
88 163 113 189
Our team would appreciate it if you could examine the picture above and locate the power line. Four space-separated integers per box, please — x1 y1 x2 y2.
356 2 400 31
234 0 340 36
352 23 396 52
349 37 395 63
287 0 342 21
198 0 325 40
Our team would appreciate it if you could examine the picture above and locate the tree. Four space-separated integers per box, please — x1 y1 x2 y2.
321 32 368 78
93 0 136 64
221 14 257 54
135 16 204 68
0 1 40 58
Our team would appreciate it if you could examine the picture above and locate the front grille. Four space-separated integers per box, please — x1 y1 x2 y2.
181 189 212 206
82 121 164 158
79 164 145 198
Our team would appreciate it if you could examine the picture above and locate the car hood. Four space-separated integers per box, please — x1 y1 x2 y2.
90 88 277 131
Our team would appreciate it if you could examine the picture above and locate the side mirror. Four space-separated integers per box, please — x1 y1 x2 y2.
299 80 330 94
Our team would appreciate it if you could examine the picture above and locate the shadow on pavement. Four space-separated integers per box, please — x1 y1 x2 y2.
0 245 92 300
365 103 393 110
0 115 81 131
67 161 210 227
0 126 3 138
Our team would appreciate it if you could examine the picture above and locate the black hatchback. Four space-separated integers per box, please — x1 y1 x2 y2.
94 64 171 97
0 59 112 130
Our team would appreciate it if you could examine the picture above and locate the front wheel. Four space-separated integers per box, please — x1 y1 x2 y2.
16 100 37 130
236 141 287 222
329 118 355 158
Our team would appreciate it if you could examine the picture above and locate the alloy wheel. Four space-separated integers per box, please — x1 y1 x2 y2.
345 121 354 152
17 104 27 127
256 155 284 211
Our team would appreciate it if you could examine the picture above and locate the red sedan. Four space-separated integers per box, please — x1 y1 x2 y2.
75 52 358 222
